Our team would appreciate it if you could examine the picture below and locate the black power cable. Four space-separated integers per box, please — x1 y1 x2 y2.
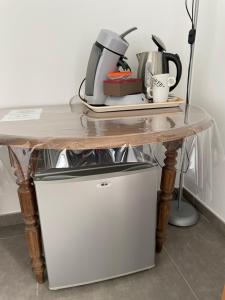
185 0 196 103
78 78 86 101
185 0 193 25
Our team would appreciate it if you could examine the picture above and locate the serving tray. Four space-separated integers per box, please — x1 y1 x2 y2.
81 97 184 113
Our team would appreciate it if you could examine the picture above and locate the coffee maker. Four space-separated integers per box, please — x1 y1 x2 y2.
84 27 143 106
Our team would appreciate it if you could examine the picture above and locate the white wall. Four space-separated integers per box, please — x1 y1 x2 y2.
185 0 225 222
0 0 191 214
0 0 189 108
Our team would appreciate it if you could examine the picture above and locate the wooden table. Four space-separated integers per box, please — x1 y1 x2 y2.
0 102 213 283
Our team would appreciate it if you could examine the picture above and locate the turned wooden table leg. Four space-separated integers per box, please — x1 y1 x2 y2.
156 140 182 253
18 178 45 283
8 147 45 283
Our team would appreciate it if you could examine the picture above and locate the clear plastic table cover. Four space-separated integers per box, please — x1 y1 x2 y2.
0 101 213 150
5 145 160 183
184 121 224 204
37 145 157 171
0 123 223 203
0 101 216 191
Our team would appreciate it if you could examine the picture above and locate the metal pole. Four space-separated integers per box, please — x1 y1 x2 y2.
169 0 200 226
177 141 186 210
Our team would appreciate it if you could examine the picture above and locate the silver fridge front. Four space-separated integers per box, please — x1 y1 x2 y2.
34 163 158 290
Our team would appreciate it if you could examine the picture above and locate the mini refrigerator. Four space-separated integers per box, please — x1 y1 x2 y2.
34 163 158 290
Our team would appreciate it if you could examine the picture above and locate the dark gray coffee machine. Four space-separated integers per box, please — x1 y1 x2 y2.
137 35 182 99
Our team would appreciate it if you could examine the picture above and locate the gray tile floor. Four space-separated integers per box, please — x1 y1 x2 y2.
0 215 225 300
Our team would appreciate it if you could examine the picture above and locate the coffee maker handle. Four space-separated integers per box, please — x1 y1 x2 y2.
163 53 182 92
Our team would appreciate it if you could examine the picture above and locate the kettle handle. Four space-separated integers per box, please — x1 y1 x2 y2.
163 53 182 92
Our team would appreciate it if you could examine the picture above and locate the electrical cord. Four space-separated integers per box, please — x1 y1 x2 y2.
78 78 86 101
69 77 86 107
185 0 193 25
185 0 195 28
68 77 86 109
183 0 196 170
186 0 196 103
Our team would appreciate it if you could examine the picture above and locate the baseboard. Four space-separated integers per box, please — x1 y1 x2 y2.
0 212 23 227
183 188 225 237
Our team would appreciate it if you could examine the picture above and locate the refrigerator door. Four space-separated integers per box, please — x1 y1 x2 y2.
34 165 158 290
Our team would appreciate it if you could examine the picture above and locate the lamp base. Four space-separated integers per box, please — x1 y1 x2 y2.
169 199 199 227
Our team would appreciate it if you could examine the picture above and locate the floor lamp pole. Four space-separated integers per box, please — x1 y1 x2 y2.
169 0 200 227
